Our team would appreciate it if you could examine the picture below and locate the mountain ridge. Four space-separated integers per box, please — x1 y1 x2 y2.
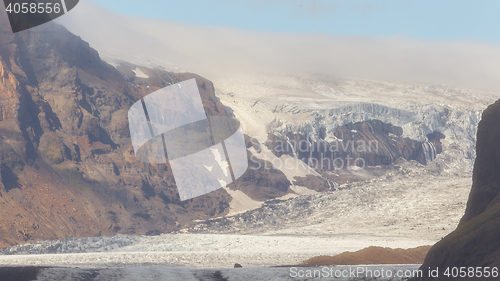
0 16 293 247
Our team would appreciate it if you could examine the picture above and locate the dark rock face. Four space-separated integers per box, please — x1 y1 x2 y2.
292 175 332 192
460 101 500 225
413 100 500 281
266 120 444 170
0 266 43 281
227 151 292 201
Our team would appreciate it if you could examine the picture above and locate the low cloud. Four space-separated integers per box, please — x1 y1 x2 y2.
57 2 500 93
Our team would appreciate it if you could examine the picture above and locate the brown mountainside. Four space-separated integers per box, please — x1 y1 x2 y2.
0 16 290 247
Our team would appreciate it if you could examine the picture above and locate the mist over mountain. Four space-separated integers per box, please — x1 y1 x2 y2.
58 2 500 93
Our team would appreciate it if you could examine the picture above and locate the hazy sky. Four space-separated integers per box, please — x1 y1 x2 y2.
56 1 500 93
88 0 500 43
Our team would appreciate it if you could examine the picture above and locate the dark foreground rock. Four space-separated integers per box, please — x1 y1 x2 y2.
0 267 44 281
413 100 500 281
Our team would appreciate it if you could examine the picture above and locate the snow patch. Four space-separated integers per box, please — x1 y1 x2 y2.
132 67 149 78
223 187 263 216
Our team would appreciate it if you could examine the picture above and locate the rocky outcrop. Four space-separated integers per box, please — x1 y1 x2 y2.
266 120 445 171
267 99 481 178
414 100 500 280
227 151 291 201
292 175 332 192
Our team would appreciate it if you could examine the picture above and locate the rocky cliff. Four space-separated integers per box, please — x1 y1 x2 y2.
266 120 445 169
414 99 500 281
0 15 290 247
